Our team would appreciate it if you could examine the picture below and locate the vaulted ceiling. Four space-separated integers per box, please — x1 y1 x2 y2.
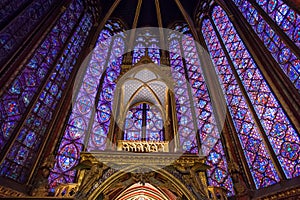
100 0 200 29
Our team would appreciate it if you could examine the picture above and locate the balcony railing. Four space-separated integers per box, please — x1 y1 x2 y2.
117 140 169 152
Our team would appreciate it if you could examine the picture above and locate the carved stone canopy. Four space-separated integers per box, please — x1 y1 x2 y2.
79 151 209 169
72 151 211 199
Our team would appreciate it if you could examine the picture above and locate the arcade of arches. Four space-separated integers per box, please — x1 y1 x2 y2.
0 0 299 199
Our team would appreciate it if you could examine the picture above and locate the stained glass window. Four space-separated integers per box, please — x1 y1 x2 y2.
0 0 59 65
124 103 164 141
0 7 92 184
145 105 164 141
124 104 143 141
202 18 280 189
0 0 31 25
88 36 125 151
169 38 198 153
232 0 300 92
133 43 146 64
169 24 234 195
133 30 160 64
201 4 300 189
254 0 299 47
0 0 84 158
49 20 125 190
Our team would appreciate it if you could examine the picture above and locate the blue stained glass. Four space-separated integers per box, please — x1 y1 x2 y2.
58 144 78 171
0 0 84 156
1 122 15 139
87 35 124 150
145 106 164 141
106 71 117 82
211 5 300 179
15 146 29 165
23 131 36 147
232 0 300 92
50 84 59 95
170 24 234 194
281 142 299 161
77 96 92 114
0 8 92 184
102 87 113 101
99 112 110 122
254 0 299 47
37 67 47 79
202 17 280 189
208 152 221 165
0 0 57 64
9 80 21 94
124 105 143 141
50 20 125 189
92 126 106 146
45 94 54 105
213 168 227 183
83 79 97 93
124 103 164 142
5 101 19 116
169 38 198 153
133 31 160 64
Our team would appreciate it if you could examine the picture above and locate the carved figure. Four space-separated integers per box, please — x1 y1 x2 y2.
31 154 55 196
79 162 108 196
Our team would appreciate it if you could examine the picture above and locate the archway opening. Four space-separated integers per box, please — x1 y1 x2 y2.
114 183 176 200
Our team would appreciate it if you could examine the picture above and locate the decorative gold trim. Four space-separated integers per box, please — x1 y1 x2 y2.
54 183 79 198
0 185 26 198
80 152 208 169
117 140 169 152
88 164 197 200
255 186 300 200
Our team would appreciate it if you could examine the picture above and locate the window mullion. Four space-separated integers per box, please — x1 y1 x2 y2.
0 2 84 166
178 36 203 154
142 103 147 140
83 36 115 150
246 0 300 57
208 15 287 180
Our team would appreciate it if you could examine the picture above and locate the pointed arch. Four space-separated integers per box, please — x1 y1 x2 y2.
88 165 196 200
113 63 173 142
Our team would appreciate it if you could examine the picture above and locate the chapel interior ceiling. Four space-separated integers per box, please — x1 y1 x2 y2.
102 0 200 29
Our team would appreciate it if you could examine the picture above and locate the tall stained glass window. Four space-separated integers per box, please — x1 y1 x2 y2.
169 24 234 195
0 0 89 184
232 0 300 92
49 20 125 190
0 0 58 65
200 4 300 189
254 0 299 47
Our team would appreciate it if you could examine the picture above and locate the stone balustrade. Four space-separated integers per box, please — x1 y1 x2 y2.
117 140 169 152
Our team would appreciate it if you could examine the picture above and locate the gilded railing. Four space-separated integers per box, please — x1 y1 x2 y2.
117 140 169 152
54 183 79 198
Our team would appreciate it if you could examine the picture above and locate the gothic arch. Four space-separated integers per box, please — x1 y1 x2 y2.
108 59 176 146
88 165 196 200
113 61 174 119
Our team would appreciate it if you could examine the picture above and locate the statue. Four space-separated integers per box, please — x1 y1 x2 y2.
76 162 109 199
175 162 208 198
228 160 248 196
31 154 55 196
